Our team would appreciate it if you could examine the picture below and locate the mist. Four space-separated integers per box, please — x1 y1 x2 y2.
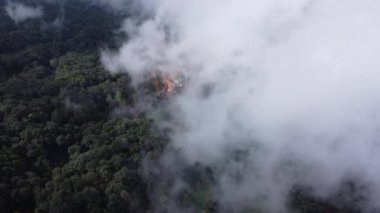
5 1 43 23
102 0 380 212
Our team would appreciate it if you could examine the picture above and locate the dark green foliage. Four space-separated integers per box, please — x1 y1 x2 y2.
35 119 153 212
0 48 153 211
0 2 157 212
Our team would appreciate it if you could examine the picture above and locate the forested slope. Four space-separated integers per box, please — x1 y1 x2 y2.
0 1 165 212
0 1 361 213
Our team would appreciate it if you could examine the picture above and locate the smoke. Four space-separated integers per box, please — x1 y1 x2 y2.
102 0 380 212
4 1 43 23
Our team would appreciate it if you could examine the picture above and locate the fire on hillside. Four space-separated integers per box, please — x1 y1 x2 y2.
153 71 186 97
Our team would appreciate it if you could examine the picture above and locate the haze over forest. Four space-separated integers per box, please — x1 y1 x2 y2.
1 0 380 212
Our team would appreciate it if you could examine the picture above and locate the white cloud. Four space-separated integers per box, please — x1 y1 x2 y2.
5 1 43 23
103 0 380 211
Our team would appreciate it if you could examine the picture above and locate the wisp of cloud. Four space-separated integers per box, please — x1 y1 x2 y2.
5 1 43 23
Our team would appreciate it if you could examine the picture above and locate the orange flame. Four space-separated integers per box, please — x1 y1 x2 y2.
163 78 176 93
152 71 183 97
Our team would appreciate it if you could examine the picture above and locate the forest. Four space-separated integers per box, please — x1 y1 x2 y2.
0 0 362 212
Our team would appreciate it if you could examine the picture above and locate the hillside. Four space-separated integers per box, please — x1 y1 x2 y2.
0 1 368 213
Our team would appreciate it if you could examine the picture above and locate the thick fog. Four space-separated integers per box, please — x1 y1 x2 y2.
101 0 380 212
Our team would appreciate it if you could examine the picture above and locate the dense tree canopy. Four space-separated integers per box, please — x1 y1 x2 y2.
0 0 359 212
0 1 161 212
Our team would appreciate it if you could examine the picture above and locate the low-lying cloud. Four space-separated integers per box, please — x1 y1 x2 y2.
103 0 380 212
5 1 43 23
